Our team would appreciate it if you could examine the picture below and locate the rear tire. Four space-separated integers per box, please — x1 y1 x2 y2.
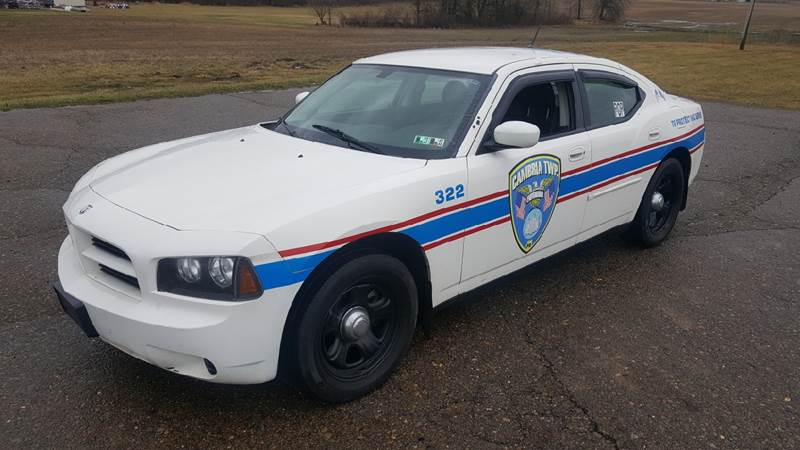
627 158 685 247
290 253 418 403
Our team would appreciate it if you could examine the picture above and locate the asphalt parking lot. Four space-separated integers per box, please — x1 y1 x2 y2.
1 91 798 449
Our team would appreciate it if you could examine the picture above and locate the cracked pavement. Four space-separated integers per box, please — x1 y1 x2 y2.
1 92 799 449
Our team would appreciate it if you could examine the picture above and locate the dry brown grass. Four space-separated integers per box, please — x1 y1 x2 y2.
1 2 798 110
627 0 800 32
568 42 800 109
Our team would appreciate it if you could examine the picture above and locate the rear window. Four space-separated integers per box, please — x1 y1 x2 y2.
582 74 642 128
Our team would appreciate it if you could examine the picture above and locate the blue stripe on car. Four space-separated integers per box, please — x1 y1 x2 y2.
255 128 704 290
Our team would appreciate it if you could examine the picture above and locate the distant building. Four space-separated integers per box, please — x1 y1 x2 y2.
55 0 85 6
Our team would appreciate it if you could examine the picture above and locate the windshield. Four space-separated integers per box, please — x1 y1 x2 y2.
276 64 491 159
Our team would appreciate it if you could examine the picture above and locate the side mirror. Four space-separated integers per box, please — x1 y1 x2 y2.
493 121 540 149
295 91 310 105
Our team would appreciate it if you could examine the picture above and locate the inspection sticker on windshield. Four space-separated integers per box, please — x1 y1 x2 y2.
414 135 446 148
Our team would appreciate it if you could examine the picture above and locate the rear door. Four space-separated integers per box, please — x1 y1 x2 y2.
573 66 650 234
460 66 591 286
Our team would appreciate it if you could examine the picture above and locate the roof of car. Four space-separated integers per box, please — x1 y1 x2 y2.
354 47 611 75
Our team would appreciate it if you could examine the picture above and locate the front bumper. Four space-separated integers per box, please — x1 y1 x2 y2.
54 281 98 338
56 191 301 384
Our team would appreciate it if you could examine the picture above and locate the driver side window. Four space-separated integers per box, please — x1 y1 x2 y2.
500 81 576 139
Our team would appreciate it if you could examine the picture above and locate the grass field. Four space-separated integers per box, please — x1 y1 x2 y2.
1 1 799 111
627 0 800 32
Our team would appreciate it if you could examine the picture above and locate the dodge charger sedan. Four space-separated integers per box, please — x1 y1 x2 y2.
55 47 705 402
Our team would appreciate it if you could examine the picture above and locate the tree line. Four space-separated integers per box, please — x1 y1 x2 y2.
334 0 630 27
338 0 568 28
138 0 632 26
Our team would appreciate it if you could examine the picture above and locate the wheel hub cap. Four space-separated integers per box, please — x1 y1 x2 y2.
341 307 370 340
651 191 666 212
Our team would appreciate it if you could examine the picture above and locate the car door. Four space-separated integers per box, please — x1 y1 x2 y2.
460 67 591 287
573 66 649 234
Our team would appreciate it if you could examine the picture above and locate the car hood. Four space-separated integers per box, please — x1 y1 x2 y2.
90 125 427 236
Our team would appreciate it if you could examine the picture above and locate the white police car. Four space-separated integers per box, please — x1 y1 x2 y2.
55 47 705 402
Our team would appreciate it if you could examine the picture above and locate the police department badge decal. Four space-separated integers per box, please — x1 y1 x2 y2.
509 155 561 253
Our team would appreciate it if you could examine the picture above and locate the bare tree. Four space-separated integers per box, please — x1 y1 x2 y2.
412 0 426 25
593 0 630 22
310 0 332 25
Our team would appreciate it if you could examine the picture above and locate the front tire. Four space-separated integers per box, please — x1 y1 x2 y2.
290 253 418 403
627 158 685 247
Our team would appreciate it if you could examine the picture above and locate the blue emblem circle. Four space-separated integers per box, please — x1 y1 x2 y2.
523 208 543 239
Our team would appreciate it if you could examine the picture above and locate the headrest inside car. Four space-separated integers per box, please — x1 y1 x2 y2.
442 81 468 103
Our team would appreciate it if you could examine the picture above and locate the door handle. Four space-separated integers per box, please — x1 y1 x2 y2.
568 148 586 162
648 128 661 141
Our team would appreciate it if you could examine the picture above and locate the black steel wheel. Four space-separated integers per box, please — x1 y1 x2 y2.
290 253 417 402
627 158 685 247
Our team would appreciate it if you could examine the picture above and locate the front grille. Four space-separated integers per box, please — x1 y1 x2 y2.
99 264 140 289
91 236 130 261
82 235 140 293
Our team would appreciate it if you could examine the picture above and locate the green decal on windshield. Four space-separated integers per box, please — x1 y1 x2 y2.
414 135 446 148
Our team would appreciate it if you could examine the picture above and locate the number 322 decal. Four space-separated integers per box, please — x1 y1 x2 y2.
435 184 465 204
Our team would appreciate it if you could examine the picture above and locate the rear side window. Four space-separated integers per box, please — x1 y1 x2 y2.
581 73 643 128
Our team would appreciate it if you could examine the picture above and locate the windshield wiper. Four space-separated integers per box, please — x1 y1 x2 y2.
277 116 296 137
312 124 382 154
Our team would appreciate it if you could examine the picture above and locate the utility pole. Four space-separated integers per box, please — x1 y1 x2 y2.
577 0 582 19
739 0 757 50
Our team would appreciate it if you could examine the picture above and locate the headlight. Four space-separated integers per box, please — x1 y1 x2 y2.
176 257 202 283
157 256 263 301
208 256 235 288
